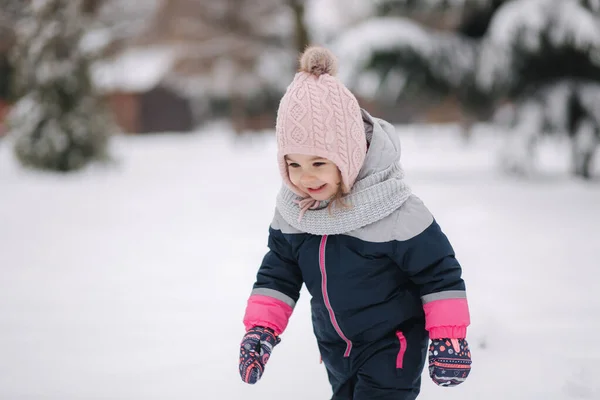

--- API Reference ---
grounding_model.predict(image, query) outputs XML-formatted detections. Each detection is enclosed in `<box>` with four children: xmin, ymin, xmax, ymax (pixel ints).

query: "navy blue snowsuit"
<box><xmin>243</xmin><ymin>114</ymin><xmax>470</xmax><ymax>399</ymax></box>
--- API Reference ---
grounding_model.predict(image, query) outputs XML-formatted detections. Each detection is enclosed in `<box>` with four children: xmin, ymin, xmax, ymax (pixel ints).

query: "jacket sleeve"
<box><xmin>393</xmin><ymin>219</ymin><xmax>470</xmax><ymax>339</ymax></box>
<box><xmin>242</xmin><ymin>226</ymin><xmax>303</xmax><ymax>335</ymax></box>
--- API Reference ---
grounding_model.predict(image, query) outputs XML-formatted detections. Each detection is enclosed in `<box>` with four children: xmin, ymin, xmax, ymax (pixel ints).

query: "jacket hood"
<box><xmin>357</xmin><ymin>109</ymin><xmax>402</xmax><ymax>182</ymax></box>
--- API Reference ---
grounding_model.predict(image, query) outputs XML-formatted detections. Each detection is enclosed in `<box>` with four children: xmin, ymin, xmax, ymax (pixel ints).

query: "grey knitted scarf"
<box><xmin>275</xmin><ymin>111</ymin><xmax>412</xmax><ymax>235</ymax></box>
<box><xmin>276</xmin><ymin>163</ymin><xmax>411</xmax><ymax>235</ymax></box>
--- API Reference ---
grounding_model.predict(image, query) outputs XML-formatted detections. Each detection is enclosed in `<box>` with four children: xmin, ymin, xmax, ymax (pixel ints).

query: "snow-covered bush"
<box><xmin>331</xmin><ymin>0</ymin><xmax>600</xmax><ymax>178</ymax></box>
<box><xmin>6</xmin><ymin>0</ymin><xmax>114</xmax><ymax>172</ymax></box>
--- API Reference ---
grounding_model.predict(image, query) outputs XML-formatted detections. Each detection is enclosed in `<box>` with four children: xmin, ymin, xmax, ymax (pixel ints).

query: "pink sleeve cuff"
<box><xmin>243</xmin><ymin>294</ymin><xmax>293</xmax><ymax>335</ymax></box>
<box><xmin>428</xmin><ymin>326</ymin><xmax>467</xmax><ymax>339</ymax></box>
<box><xmin>423</xmin><ymin>298</ymin><xmax>470</xmax><ymax>339</ymax></box>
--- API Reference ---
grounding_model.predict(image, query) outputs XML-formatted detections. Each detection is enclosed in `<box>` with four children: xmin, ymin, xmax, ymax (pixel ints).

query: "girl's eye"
<box><xmin>287</xmin><ymin>163</ymin><xmax>300</xmax><ymax>168</ymax></box>
<box><xmin>313</xmin><ymin>162</ymin><xmax>325</xmax><ymax>167</ymax></box>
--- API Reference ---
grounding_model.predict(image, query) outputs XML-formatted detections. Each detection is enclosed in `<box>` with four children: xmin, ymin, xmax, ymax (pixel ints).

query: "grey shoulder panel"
<box><xmin>271</xmin><ymin>208</ymin><xmax>303</xmax><ymax>234</ymax></box>
<box><xmin>346</xmin><ymin>194</ymin><xmax>434</xmax><ymax>243</ymax></box>
<box><xmin>392</xmin><ymin>194</ymin><xmax>434</xmax><ymax>241</ymax></box>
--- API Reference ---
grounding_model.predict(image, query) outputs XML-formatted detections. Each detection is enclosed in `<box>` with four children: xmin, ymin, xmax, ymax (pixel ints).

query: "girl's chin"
<box><xmin>308</xmin><ymin>191</ymin><xmax>336</xmax><ymax>201</ymax></box>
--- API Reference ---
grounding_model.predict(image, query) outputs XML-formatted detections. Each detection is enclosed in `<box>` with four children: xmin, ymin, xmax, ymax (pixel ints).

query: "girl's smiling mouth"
<box><xmin>306</xmin><ymin>184</ymin><xmax>326</xmax><ymax>194</ymax></box>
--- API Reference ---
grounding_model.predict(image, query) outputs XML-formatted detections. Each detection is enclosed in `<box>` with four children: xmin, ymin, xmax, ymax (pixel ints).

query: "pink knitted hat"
<box><xmin>275</xmin><ymin>46</ymin><xmax>367</xmax><ymax>197</ymax></box>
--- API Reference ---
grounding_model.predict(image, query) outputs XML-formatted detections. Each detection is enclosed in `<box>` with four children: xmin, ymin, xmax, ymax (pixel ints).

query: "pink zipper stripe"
<box><xmin>319</xmin><ymin>235</ymin><xmax>353</xmax><ymax>357</ymax></box>
<box><xmin>396</xmin><ymin>331</ymin><xmax>407</xmax><ymax>368</ymax></box>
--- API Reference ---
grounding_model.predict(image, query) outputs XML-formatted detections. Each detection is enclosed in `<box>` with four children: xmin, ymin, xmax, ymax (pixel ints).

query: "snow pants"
<box><xmin>319</xmin><ymin>320</ymin><xmax>429</xmax><ymax>400</ymax></box>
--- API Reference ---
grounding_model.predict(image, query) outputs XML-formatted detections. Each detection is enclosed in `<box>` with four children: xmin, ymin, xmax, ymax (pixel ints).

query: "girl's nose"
<box><xmin>300</xmin><ymin>172</ymin><xmax>317</xmax><ymax>185</ymax></box>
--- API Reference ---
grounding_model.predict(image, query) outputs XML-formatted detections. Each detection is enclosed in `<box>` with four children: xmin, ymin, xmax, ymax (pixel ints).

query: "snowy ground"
<box><xmin>1</xmin><ymin>124</ymin><xmax>599</xmax><ymax>400</ymax></box>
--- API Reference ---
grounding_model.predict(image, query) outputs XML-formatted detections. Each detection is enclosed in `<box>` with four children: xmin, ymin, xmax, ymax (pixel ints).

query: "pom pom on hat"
<box><xmin>299</xmin><ymin>46</ymin><xmax>338</xmax><ymax>77</ymax></box>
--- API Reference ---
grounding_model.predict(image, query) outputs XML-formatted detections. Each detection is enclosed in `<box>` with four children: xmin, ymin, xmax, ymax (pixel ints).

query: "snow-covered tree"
<box><xmin>332</xmin><ymin>0</ymin><xmax>600</xmax><ymax>178</ymax></box>
<box><xmin>0</xmin><ymin>53</ymin><xmax>13</xmax><ymax>103</ymax></box>
<box><xmin>332</xmin><ymin>16</ymin><xmax>483</xmax><ymax>108</ymax></box>
<box><xmin>335</xmin><ymin>0</ymin><xmax>600</xmax><ymax>106</ymax></box>
<box><xmin>374</xmin><ymin>0</ymin><xmax>491</xmax><ymax>14</ymax></box>
<box><xmin>478</xmin><ymin>0</ymin><xmax>600</xmax><ymax>178</ymax></box>
<box><xmin>6</xmin><ymin>0</ymin><xmax>114</xmax><ymax>172</ymax></box>
<box><xmin>331</xmin><ymin>0</ymin><xmax>513</xmax><ymax>113</ymax></box>
<box><xmin>477</xmin><ymin>0</ymin><xmax>600</xmax><ymax>96</ymax></box>
<box><xmin>495</xmin><ymin>80</ymin><xmax>600</xmax><ymax>178</ymax></box>
<box><xmin>0</xmin><ymin>1</ymin><xmax>22</xmax><ymax>102</ymax></box>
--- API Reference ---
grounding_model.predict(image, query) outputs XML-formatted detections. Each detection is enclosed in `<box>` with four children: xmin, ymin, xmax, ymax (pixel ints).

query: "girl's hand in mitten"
<box><xmin>239</xmin><ymin>326</ymin><xmax>281</xmax><ymax>384</ymax></box>
<box><xmin>428</xmin><ymin>338</ymin><xmax>471</xmax><ymax>387</ymax></box>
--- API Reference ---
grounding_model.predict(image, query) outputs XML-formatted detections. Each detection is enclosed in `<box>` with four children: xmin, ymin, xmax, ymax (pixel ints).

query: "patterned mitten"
<box><xmin>428</xmin><ymin>338</ymin><xmax>472</xmax><ymax>387</ymax></box>
<box><xmin>239</xmin><ymin>326</ymin><xmax>281</xmax><ymax>384</ymax></box>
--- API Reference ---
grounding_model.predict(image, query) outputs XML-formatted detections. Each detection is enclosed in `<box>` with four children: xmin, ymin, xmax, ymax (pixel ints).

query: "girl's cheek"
<box><xmin>288</xmin><ymin>170</ymin><xmax>300</xmax><ymax>183</ymax></box>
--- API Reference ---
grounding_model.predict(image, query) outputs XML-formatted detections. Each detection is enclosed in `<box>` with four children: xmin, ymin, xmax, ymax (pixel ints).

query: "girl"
<box><xmin>238</xmin><ymin>46</ymin><xmax>472</xmax><ymax>399</ymax></box>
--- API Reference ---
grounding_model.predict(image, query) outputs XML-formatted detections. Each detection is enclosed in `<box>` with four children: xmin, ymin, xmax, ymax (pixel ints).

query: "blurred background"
<box><xmin>1</xmin><ymin>0</ymin><xmax>599</xmax><ymax>399</ymax></box>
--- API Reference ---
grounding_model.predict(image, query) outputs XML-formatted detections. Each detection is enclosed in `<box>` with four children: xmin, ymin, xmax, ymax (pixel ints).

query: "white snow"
<box><xmin>1</xmin><ymin>124</ymin><xmax>599</xmax><ymax>399</ymax></box>
<box><xmin>91</xmin><ymin>46</ymin><xmax>177</xmax><ymax>93</ymax></box>
<box><xmin>304</xmin><ymin>0</ymin><xmax>377</xmax><ymax>43</ymax></box>
<box><xmin>332</xmin><ymin>16</ymin><xmax>433</xmax><ymax>84</ymax></box>
<box><xmin>80</xmin><ymin>28</ymin><xmax>113</xmax><ymax>56</ymax></box>
<box><xmin>92</xmin><ymin>0</ymin><xmax>161</xmax><ymax>43</ymax></box>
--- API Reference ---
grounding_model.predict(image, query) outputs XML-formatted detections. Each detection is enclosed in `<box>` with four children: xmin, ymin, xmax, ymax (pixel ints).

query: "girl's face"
<box><xmin>285</xmin><ymin>154</ymin><xmax>342</xmax><ymax>201</ymax></box>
